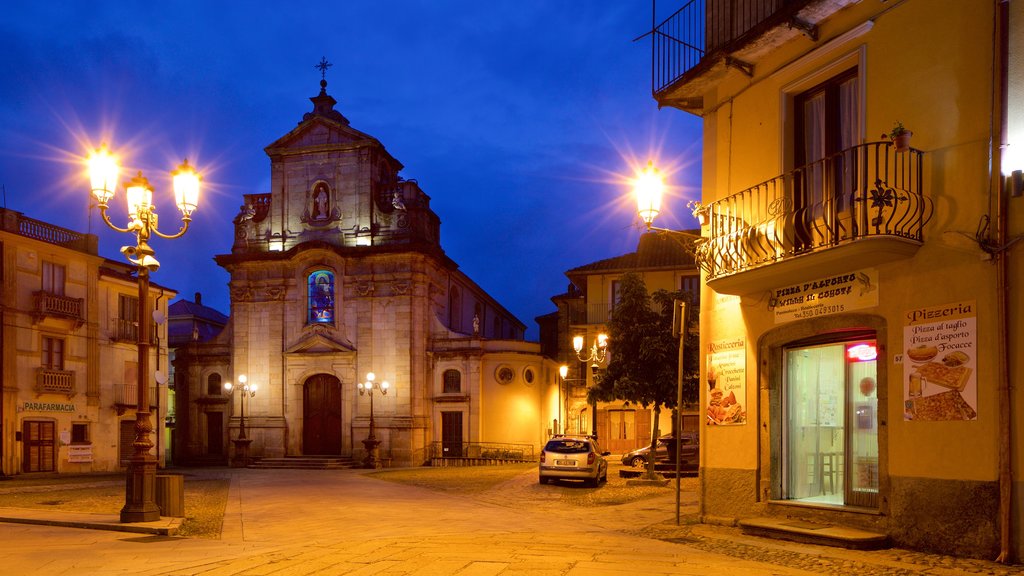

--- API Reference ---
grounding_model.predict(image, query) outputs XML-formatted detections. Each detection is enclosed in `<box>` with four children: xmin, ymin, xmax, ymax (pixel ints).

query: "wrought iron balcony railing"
<box><xmin>651</xmin><ymin>0</ymin><xmax>817</xmax><ymax>95</ymax></box>
<box><xmin>33</xmin><ymin>291</ymin><xmax>85</xmax><ymax>327</ymax></box>
<box><xmin>35</xmin><ymin>368</ymin><xmax>75</xmax><ymax>398</ymax></box>
<box><xmin>696</xmin><ymin>142</ymin><xmax>931</xmax><ymax>283</ymax></box>
<box><xmin>109</xmin><ymin>318</ymin><xmax>158</xmax><ymax>344</ymax></box>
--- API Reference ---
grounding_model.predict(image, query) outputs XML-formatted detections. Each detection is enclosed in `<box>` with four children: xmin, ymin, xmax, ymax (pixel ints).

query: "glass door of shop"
<box><xmin>783</xmin><ymin>339</ymin><xmax>878</xmax><ymax>508</ymax></box>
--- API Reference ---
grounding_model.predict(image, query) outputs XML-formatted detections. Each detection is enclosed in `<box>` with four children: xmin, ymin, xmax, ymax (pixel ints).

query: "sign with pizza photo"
<box><xmin>706</xmin><ymin>338</ymin><xmax>746</xmax><ymax>425</ymax></box>
<box><xmin>902</xmin><ymin>300</ymin><xmax>977</xmax><ymax>421</ymax></box>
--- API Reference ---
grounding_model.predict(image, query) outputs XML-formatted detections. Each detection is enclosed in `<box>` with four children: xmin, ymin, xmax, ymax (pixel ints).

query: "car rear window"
<box><xmin>544</xmin><ymin>439</ymin><xmax>590</xmax><ymax>454</ymax></box>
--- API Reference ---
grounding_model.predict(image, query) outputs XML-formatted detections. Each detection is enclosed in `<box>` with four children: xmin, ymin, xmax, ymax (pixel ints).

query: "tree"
<box><xmin>588</xmin><ymin>272</ymin><xmax>689</xmax><ymax>479</ymax></box>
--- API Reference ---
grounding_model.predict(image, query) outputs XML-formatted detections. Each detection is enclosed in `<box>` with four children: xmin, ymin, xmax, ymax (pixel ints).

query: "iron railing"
<box><xmin>428</xmin><ymin>441</ymin><xmax>535</xmax><ymax>462</ymax></box>
<box><xmin>652</xmin><ymin>0</ymin><xmax>811</xmax><ymax>94</ymax></box>
<box><xmin>35</xmin><ymin>368</ymin><xmax>75</xmax><ymax>398</ymax></box>
<box><xmin>109</xmin><ymin>318</ymin><xmax>158</xmax><ymax>344</ymax></box>
<box><xmin>696</xmin><ymin>142</ymin><xmax>931</xmax><ymax>282</ymax></box>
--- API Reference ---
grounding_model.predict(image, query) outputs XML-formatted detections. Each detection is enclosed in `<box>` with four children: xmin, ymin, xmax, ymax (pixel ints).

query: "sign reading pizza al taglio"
<box><xmin>772</xmin><ymin>269</ymin><xmax>880</xmax><ymax>324</ymax></box>
<box><xmin>903</xmin><ymin>300</ymin><xmax>977</xmax><ymax>421</ymax></box>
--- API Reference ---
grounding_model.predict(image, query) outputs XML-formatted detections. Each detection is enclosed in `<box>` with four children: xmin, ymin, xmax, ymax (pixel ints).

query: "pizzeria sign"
<box><xmin>772</xmin><ymin>268</ymin><xmax>879</xmax><ymax>324</ymax></box>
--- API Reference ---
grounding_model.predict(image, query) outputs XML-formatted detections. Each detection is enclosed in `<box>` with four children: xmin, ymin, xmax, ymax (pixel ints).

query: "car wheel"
<box><xmin>539</xmin><ymin>476</ymin><xmax>548</xmax><ymax>485</ymax></box>
<box><xmin>629</xmin><ymin>456</ymin><xmax>647</xmax><ymax>468</ymax></box>
<box><xmin>601</xmin><ymin>468</ymin><xmax>608</xmax><ymax>483</ymax></box>
<box><xmin>585</xmin><ymin>477</ymin><xmax>598</xmax><ymax>488</ymax></box>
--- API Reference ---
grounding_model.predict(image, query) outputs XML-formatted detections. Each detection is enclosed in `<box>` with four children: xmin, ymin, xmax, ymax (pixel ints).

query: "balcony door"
<box><xmin>793</xmin><ymin>67</ymin><xmax>860</xmax><ymax>252</ymax></box>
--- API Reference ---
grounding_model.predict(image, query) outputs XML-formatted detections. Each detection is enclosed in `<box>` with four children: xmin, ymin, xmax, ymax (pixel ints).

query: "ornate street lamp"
<box><xmin>88</xmin><ymin>144</ymin><xmax>199</xmax><ymax>523</ymax></box>
<box><xmin>224</xmin><ymin>375</ymin><xmax>257</xmax><ymax>467</ymax></box>
<box><xmin>357</xmin><ymin>372</ymin><xmax>389</xmax><ymax>468</ymax></box>
<box><xmin>633</xmin><ymin>160</ymin><xmax>706</xmax><ymax>262</ymax></box>
<box><xmin>573</xmin><ymin>334</ymin><xmax>608</xmax><ymax>438</ymax></box>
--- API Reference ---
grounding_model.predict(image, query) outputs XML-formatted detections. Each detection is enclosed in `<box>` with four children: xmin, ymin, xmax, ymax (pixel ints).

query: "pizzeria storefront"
<box><xmin>699</xmin><ymin>266</ymin><xmax>992</xmax><ymax>558</ymax></box>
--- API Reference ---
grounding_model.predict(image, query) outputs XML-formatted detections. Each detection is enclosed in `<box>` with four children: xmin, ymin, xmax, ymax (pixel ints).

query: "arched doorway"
<box><xmin>303</xmin><ymin>374</ymin><xmax>342</xmax><ymax>455</ymax></box>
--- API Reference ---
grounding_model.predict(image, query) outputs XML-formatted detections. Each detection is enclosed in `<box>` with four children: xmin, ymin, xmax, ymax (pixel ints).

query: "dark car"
<box><xmin>620</xmin><ymin>432</ymin><xmax>699</xmax><ymax>471</ymax></box>
<box><xmin>539</xmin><ymin>435</ymin><xmax>609</xmax><ymax>486</ymax></box>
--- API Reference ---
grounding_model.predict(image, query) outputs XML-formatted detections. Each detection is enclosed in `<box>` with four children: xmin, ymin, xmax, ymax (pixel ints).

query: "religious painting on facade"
<box><xmin>312</xmin><ymin>183</ymin><xmax>330</xmax><ymax>220</ymax></box>
<box><xmin>706</xmin><ymin>338</ymin><xmax>746</xmax><ymax>425</ymax></box>
<box><xmin>307</xmin><ymin>270</ymin><xmax>335</xmax><ymax>324</ymax></box>
<box><xmin>902</xmin><ymin>300</ymin><xmax>977</xmax><ymax>421</ymax></box>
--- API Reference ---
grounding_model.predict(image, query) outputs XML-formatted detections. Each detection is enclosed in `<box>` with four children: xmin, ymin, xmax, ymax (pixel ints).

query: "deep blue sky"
<box><xmin>0</xmin><ymin>2</ymin><xmax>701</xmax><ymax>339</ymax></box>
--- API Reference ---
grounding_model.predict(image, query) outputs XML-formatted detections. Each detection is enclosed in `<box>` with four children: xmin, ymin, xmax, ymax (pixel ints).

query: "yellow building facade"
<box><xmin>649</xmin><ymin>0</ymin><xmax>1022</xmax><ymax>560</ymax></box>
<box><xmin>0</xmin><ymin>208</ymin><xmax>174</xmax><ymax>476</ymax></box>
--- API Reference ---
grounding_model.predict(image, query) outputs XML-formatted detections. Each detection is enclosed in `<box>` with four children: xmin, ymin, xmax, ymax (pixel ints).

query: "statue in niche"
<box><xmin>313</xmin><ymin>183</ymin><xmax>330</xmax><ymax>220</ymax></box>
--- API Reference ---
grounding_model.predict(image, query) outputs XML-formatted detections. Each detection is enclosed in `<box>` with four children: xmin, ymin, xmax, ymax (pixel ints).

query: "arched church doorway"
<box><xmin>303</xmin><ymin>374</ymin><xmax>343</xmax><ymax>455</ymax></box>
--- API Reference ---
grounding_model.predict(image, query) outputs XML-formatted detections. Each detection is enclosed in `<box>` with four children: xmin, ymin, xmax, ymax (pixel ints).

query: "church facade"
<box><xmin>174</xmin><ymin>78</ymin><xmax>556</xmax><ymax>467</ymax></box>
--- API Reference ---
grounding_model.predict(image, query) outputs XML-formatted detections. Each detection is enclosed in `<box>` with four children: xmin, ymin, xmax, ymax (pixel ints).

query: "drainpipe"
<box><xmin>992</xmin><ymin>0</ymin><xmax>1013</xmax><ymax>564</ymax></box>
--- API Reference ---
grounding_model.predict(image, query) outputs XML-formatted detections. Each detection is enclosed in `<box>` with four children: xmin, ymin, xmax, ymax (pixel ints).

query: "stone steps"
<box><xmin>248</xmin><ymin>456</ymin><xmax>357</xmax><ymax>470</ymax></box>
<box><xmin>739</xmin><ymin>517</ymin><xmax>890</xmax><ymax>551</ymax></box>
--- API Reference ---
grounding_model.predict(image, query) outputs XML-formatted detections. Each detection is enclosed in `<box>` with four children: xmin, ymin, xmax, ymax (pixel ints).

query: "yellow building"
<box><xmin>541</xmin><ymin>232</ymin><xmax>700</xmax><ymax>454</ymax></box>
<box><xmin>647</xmin><ymin>0</ymin><xmax>1022</xmax><ymax>560</ymax></box>
<box><xmin>0</xmin><ymin>208</ymin><xmax>174</xmax><ymax>475</ymax></box>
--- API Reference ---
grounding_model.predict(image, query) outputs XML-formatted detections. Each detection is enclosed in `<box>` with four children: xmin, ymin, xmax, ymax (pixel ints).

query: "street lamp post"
<box><xmin>557</xmin><ymin>365</ymin><xmax>568</xmax><ymax>434</ymax></box>
<box><xmin>88</xmin><ymin>144</ymin><xmax>199</xmax><ymax>523</ymax></box>
<box><xmin>357</xmin><ymin>372</ymin><xmax>389</xmax><ymax>468</ymax></box>
<box><xmin>573</xmin><ymin>334</ymin><xmax>608</xmax><ymax>438</ymax></box>
<box><xmin>224</xmin><ymin>375</ymin><xmax>257</xmax><ymax>467</ymax></box>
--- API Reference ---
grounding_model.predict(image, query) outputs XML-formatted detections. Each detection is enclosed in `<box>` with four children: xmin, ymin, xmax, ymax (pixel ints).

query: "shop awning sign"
<box><xmin>772</xmin><ymin>269</ymin><xmax>879</xmax><ymax>324</ymax></box>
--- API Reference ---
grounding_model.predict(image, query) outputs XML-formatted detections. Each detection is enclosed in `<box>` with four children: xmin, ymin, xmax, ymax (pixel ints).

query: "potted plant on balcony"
<box><xmin>884</xmin><ymin>121</ymin><xmax>912</xmax><ymax>153</ymax></box>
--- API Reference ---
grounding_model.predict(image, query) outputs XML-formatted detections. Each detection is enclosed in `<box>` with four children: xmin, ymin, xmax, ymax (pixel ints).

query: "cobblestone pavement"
<box><xmin>0</xmin><ymin>467</ymin><xmax>1021</xmax><ymax>575</ymax></box>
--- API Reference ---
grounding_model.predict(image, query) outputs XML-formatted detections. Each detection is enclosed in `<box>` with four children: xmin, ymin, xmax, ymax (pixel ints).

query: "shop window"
<box><xmin>207</xmin><ymin>373</ymin><xmax>222</xmax><ymax>396</ymax></box>
<box><xmin>71</xmin><ymin>422</ymin><xmax>90</xmax><ymax>444</ymax></box>
<box><xmin>307</xmin><ymin>270</ymin><xmax>335</xmax><ymax>324</ymax></box>
<box><xmin>443</xmin><ymin>369</ymin><xmax>461</xmax><ymax>394</ymax></box>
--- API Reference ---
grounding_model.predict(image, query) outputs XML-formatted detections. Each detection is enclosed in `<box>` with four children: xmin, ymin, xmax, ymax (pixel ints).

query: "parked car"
<box><xmin>539</xmin><ymin>435</ymin><xmax>609</xmax><ymax>486</ymax></box>
<box><xmin>620</xmin><ymin>432</ymin><xmax>699</xmax><ymax>471</ymax></box>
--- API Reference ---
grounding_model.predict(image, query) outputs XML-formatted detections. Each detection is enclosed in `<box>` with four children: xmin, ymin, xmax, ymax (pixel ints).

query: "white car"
<box><xmin>539</xmin><ymin>435</ymin><xmax>609</xmax><ymax>487</ymax></box>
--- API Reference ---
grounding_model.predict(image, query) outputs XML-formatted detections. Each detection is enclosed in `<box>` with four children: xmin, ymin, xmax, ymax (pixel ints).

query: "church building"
<box><xmin>173</xmin><ymin>72</ymin><xmax>555</xmax><ymax>467</ymax></box>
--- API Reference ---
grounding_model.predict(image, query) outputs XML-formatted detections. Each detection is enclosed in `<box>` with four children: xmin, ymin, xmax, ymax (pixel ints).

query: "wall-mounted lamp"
<box><xmin>1007</xmin><ymin>169</ymin><xmax>1023</xmax><ymax>198</ymax></box>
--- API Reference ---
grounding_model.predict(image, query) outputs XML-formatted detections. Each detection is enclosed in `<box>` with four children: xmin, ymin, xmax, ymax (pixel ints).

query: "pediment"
<box><xmin>265</xmin><ymin>116</ymin><xmax>379</xmax><ymax>154</ymax></box>
<box><xmin>284</xmin><ymin>328</ymin><xmax>357</xmax><ymax>355</ymax></box>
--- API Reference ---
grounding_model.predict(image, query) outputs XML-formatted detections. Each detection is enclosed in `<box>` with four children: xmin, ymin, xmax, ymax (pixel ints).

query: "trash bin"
<box><xmin>155</xmin><ymin>474</ymin><xmax>185</xmax><ymax>517</ymax></box>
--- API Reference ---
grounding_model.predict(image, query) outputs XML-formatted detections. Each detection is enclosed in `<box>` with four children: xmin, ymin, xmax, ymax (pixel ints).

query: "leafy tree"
<box><xmin>588</xmin><ymin>272</ymin><xmax>698</xmax><ymax>478</ymax></box>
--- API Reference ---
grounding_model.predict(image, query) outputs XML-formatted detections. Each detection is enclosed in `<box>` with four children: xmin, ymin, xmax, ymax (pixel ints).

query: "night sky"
<box><xmin>0</xmin><ymin>2</ymin><xmax>701</xmax><ymax>339</ymax></box>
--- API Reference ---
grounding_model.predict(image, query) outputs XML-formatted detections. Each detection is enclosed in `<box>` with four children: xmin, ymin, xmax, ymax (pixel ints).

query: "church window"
<box><xmin>308</xmin><ymin>270</ymin><xmax>335</xmax><ymax>324</ymax></box>
<box><xmin>443</xmin><ymin>369</ymin><xmax>461</xmax><ymax>393</ymax></box>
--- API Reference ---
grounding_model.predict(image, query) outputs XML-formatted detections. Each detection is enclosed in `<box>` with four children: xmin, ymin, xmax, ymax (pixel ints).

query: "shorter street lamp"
<box><xmin>224</xmin><ymin>375</ymin><xmax>257</xmax><ymax>467</ymax></box>
<box><xmin>573</xmin><ymin>334</ymin><xmax>608</xmax><ymax>438</ymax></box>
<box><xmin>557</xmin><ymin>364</ymin><xmax>568</xmax><ymax>434</ymax></box>
<box><xmin>357</xmin><ymin>372</ymin><xmax>389</xmax><ymax>468</ymax></box>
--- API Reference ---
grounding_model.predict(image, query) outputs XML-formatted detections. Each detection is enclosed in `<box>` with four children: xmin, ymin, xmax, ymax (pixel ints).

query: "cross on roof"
<box><xmin>315</xmin><ymin>57</ymin><xmax>332</xmax><ymax>81</ymax></box>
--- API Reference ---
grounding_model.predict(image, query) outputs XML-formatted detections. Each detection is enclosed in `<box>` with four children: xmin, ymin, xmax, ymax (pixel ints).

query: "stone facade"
<box><xmin>175</xmin><ymin>79</ymin><xmax>556</xmax><ymax>467</ymax></box>
<box><xmin>0</xmin><ymin>208</ymin><xmax>174</xmax><ymax>476</ymax></box>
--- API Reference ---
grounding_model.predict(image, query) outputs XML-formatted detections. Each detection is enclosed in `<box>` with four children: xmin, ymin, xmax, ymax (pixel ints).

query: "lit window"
<box><xmin>307</xmin><ymin>270</ymin><xmax>335</xmax><ymax>324</ymax></box>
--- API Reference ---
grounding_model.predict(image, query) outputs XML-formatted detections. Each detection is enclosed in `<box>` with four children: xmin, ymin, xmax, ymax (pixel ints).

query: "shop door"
<box><xmin>22</xmin><ymin>421</ymin><xmax>55</xmax><ymax>473</ymax></box>
<box><xmin>303</xmin><ymin>374</ymin><xmax>342</xmax><ymax>455</ymax></box>
<box><xmin>441</xmin><ymin>411</ymin><xmax>463</xmax><ymax>457</ymax></box>
<box><xmin>783</xmin><ymin>339</ymin><xmax>878</xmax><ymax>508</ymax></box>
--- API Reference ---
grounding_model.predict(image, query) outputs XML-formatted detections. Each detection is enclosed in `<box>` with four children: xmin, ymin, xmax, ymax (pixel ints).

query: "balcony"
<box><xmin>110</xmin><ymin>318</ymin><xmax>158</xmax><ymax>344</ymax></box>
<box><xmin>567</xmin><ymin>302</ymin><xmax>616</xmax><ymax>326</ymax></box>
<box><xmin>33</xmin><ymin>291</ymin><xmax>85</xmax><ymax>328</ymax></box>
<box><xmin>35</xmin><ymin>369</ymin><xmax>76</xmax><ymax>398</ymax></box>
<box><xmin>696</xmin><ymin>142</ymin><xmax>931</xmax><ymax>295</ymax></box>
<box><xmin>651</xmin><ymin>0</ymin><xmax>856</xmax><ymax>111</ymax></box>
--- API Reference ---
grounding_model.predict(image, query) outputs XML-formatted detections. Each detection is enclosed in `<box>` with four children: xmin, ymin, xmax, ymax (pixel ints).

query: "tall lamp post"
<box><xmin>88</xmin><ymin>145</ymin><xmax>199</xmax><ymax>523</ymax></box>
<box><xmin>573</xmin><ymin>333</ymin><xmax>608</xmax><ymax>438</ymax></box>
<box><xmin>357</xmin><ymin>372</ymin><xmax>389</xmax><ymax>468</ymax></box>
<box><xmin>224</xmin><ymin>375</ymin><xmax>257</xmax><ymax>467</ymax></box>
<box><xmin>633</xmin><ymin>160</ymin><xmax>701</xmax><ymax>522</ymax></box>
